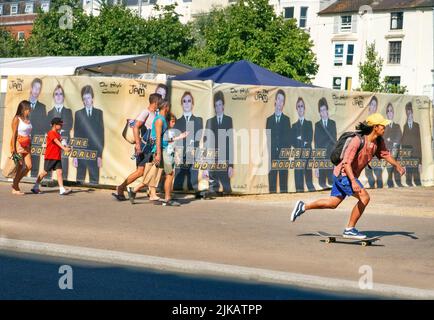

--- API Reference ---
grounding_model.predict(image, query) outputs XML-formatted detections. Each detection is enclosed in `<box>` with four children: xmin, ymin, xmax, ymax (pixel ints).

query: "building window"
<box><xmin>10</xmin><ymin>3</ymin><xmax>19</xmax><ymax>15</ymax></box>
<box><xmin>332</xmin><ymin>77</ymin><xmax>342</xmax><ymax>90</ymax></box>
<box><xmin>283</xmin><ymin>7</ymin><xmax>294</xmax><ymax>19</ymax></box>
<box><xmin>41</xmin><ymin>1</ymin><xmax>50</xmax><ymax>12</ymax></box>
<box><xmin>346</xmin><ymin>44</ymin><xmax>354</xmax><ymax>65</ymax></box>
<box><xmin>299</xmin><ymin>7</ymin><xmax>308</xmax><ymax>28</ymax></box>
<box><xmin>345</xmin><ymin>77</ymin><xmax>352</xmax><ymax>90</ymax></box>
<box><xmin>340</xmin><ymin>15</ymin><xmax>352</xmax><ymax>32</ymax></box>
<box><xmin>334</xmin><ymin>44</ymin><xmax>344</xmax><ymax>66</ymax></box>
<box><xmin>390</xmin><ymin>12</ymin><xmax>403</xmax><ymax>30</ymax></box>
<box><xmin>17</xmin><ymin>31</ymin><xmax>25</xmax><ymax>41</ymax></box>
<box><xmin>388</xmin><ymin>41</ymin><xmax>402</xmax><ymax>64</ymax></box>
<box><xmin>25</xmin><ymin>2</ymin><xmax>34</xmax><ymax>14</ymax></box>
<box><xmin>0</xmin><ymin>4</ymin><xmax>3</xmax><ymax>15</ymax></box>
<box><xmin>385</xmin><ymin>76</ymin><xmax>401</xmax><ymax>86</ymax></box>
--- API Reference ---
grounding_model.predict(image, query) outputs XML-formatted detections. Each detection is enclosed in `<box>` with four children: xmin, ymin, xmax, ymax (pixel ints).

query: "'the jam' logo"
<box><xmin>9</xmin><ymin>78</ymin><xmax>24</xmax><ymax>91</ymax></box>
<box><xmin>129</xmin><ymin>83</ymin><xmax>147</xmax><ymax>97</ymax></box>
<box><xmin>352</xmin><ymin>96</ymin><xmax>364</xmax><ymax>108</ymax></box>
<box><xmin>254</xmin><ymin>89</ymin><xmax>269</xmax><ymax>103</ymax></box>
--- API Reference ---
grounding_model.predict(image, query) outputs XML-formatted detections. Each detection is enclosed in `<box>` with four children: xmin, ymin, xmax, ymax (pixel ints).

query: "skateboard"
<box><xmin>316</xmin><ymin>231</ymin><xmax>381</xmax><ymax>246</ymax></box>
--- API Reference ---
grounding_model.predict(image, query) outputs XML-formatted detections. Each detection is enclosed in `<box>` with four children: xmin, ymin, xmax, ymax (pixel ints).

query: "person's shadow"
<box><xmin>298</xmin><ymin>231</ymin><xmax>418</xmax><ymax>240</ymax></box>
<box><xmin>362</xmin><ymin>230</ymin><xmax>418</xmax><ymax>240</ymax></box>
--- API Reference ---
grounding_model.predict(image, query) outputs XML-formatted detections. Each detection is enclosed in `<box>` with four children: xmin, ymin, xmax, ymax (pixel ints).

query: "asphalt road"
<box><xmin>0</xmin><ymin>249</ymin><xmax>379</xmax><ymax>300</ymax></box>
<box><xmin>0</xmin><ymin>182</ymin><xmax>433</xmax><ymax>298</ymax></box>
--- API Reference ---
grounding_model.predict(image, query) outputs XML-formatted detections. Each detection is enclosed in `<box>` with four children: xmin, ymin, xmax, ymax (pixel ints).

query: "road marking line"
<box><xmin>0</xmin><ymin>237</ymin><xmax>433</xmax><ymax>299</ymax></box>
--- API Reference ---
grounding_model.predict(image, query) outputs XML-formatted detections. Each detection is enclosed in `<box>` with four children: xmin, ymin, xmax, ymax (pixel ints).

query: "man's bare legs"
<box><xmin>116</xmin><ymin>166</ymin><xmax>145</xmax><ymax>196</ymax></box>
<box><xmin>293</xmin><ymin>190</ymin><xmax>370</xmax><ymax>230</ymax></box>
<box><xmin>305</xmin><ymin>196</ymin><xmax>344</xmax><ymax>210</ymax></box>
<box><xmin>347</xmin><ymin>189</ymin><xmax>370</xmax><ymax>228</ymax></box>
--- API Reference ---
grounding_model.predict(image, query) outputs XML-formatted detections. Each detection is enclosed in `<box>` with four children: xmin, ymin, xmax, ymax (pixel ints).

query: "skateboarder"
<box><xmin>290</xmin><ymin>113</ymin><xmax>406</xmax><ymax>239</ymax></box>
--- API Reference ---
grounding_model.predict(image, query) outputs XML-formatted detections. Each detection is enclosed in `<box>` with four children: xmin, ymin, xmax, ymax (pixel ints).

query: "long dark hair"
<box><xmin>355</xmin><ymin>121</ymin><xmax>373</xmax><ymax>135</ymax></box>
<box><xmin>15</xmin><ymin>100</ymin><xmax>31</xmax><ymax>119</ymax></box>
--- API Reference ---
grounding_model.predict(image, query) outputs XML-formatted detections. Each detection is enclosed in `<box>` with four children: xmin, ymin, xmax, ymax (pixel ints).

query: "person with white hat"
<box><xmin>289</xmin><ymin>113</ymin><xmax>406</xmax><ymax>239</ymax></box>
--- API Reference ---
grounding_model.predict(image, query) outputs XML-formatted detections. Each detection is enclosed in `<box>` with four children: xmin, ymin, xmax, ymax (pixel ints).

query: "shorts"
<box><xmin>44</xmin><ymin>159</ymin><xmax>62</xmax><ymax>172</ymax></box>
<box><xmin>330</xmin><ymin>175</ymin><xmax>364</xmax><ymax>199</ymax></box>
<box><xmin>162</xmin><ymin>149</ymin><xmax>175</xmax><ymax>175</ymax></box>
<box><xmin>141</xmin><ymin>162</ymin><xmax>163</xmax><ymax>188</ymax></box>
<box><xmin>135</xmin><ymin>142</ymin><xmax>154</xmax><ymax>167</ymax></box>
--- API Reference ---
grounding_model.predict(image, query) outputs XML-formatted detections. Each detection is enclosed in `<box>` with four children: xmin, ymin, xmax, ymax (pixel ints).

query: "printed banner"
<box><xmin>2</xmin><ymin>75</ymin><xmax>433</xmax><ymax>194</ymax></box>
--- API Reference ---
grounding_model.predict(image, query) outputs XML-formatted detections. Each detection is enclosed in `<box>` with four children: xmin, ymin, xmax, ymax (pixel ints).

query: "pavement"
<box><xmin>0</xmin><ymin>181</ymin><xmax>433</xmax><ymax>299</ymax></box>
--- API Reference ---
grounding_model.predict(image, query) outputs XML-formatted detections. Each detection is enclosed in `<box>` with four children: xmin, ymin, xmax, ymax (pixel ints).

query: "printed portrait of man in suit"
<box><xmin>401</xmin><ymin>102</ymin><xmax>422</xmax><ymax>186</ymax></box>
<box><xmin>73</xmin><ymin>85</ymin><xmax>105</xmax><ymax>185</ymax></box>
<box><xmin>384</xmin><ymin>103</ymin><xmax>403</xmax><ymax>187</ymax></box>
<box><xmin>155</xmin><ymin>83</ymin><xmax>168</xmax><ymax>100</ymax></box>
<box><xmin>47</xmin><ymin>84</ymin><xmax>73</xmax><ymax>180</ymax></box>
<box><xmin>28</xmin><ymin>78</ymin><xmax>48</xmax><ymax>177</ymax></box>
<box><xmin>292</xmin><ymin>97</ymin><xmax>315</xmax><ymax>192</ymax></box>
<box><xmin>203</xmin><ymin>91</ymin><xmax>234</xmax><ymax>195</ymax></box>
<box><xmin>266</xmin><ymin>89</ymin><xmax>291</xmax><ymax>193</ymax></box>
<box><xmin>314</xmin><ymin>97</ymin><xmax>337</xmax><ymax>189</ymax></box>
<box><xmin>173</xmin><ymin>91</ymin><xmax>203</xmax><ymax>195</ymax></box>
<box><xmin>365</xmin><ymin>95</ymin><xmax>383</xmax><ymax>188</ymax></box>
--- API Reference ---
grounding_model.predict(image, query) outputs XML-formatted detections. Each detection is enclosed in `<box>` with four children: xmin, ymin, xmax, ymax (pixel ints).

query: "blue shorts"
<box><xmin>330</xmin><ymin>175</ymin><xmax>364</xmax><ymax>199</ymax></box>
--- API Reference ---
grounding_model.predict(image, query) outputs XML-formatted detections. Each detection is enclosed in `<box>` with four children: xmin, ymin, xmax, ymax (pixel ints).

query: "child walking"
<box><xmin>31</xmin><ymin>117</ymin><xmax>72</xmax><ymax>195</ymax></box>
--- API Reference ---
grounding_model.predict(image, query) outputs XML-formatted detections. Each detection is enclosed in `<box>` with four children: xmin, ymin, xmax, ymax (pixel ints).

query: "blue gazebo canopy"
<box><xmin>171</xmin><ymin>60</ymin><xmax>315</xmax><ymax>87</ymax></box>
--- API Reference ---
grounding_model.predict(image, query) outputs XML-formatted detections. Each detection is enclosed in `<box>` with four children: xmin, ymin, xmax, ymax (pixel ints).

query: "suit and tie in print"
<box><xmin>29</xmin><ymin>100</ymin><xmax>48</xmax><ymax>177</ymax></box>
<box><xmin>74</xmin><ymin>107</ymin><xmax>104</xmax><ymax>184</ymax></box>
<box><xmin>314</xmin><ymin>118</ymin><xmax>337</xmax><ymax>188</ymax></box>
<box><xmin>401</xmin><ymin>121</ymin><xmax>422</xmax><ymax>186</ymax></box>
<box><xmin>173</xmin><ymin>114</ymin><xmax>203</xmax><ymax>192</ymax></box>
<box><xmin>204</xmin><ymin>114</ymin><xmax>234</xmax><ymax>194</ymax></box>
<box><xmin>384</xmin><ymin>122</ymin><xmax>403</xmax><ymax>187</ymax></box>
<box><xmin>47</xmin><ymin>105</ymin><xmax>73</xmax><ymax>179</ymax></box>
<box><xmin>266</xmin><ymin>113</ymin><xmax>291</xmax><ymax>193</ymax></box>
<box><xmin>292</xmin><ymin>118</ymin><xmax>315</xmax><ymax>192</ymax></box>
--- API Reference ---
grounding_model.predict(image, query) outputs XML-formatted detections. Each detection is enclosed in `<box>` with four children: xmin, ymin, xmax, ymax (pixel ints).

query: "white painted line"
<box><xmin>0</xmin><ymin>237</ymin><xmax>433</xmax><ymax>299</ymax></box>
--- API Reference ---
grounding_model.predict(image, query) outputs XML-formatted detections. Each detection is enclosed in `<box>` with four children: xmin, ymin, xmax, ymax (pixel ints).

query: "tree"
<box><xmin>143</xmin><ymin>4</ymin><xmax>193</xmax><ymax>60</ymax></box>
<box><xmin>381</xmin><ymin>76</ymin><xmax>407</xmax><ymax>94</ymax></box>
<box><xmin>358</xmin><ymin>42</ymin><xmax>383</xmax><ymax>92</ymax></box>
<box><xmin>0</xmin><ymin>27</ymin><xmax>22</xmax><ymax>57</ymax></box>
<box><xmin>24</xmin><ymin>1</ymin><xmax>192</xmax><ymax>59</ymax></box>
<box><xmin>358</xmin><ymin>42</ymin><xmax>407</xmax><ymax>93</ymax></box>
<box><xmin>25</xmin><ymin>0</ymin><xmax>90</xmax><ymax>56</ymax></box>
<box><xmin>179</xmin><ymin>0</ymin><xmax>318</xmax><ymax>83</ymax></box>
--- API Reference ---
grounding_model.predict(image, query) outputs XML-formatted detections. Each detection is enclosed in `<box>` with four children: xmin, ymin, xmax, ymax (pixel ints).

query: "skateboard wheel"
<box><xmin>326</xmin><ymin>238</ymin><xmax>331</xmax><ymax>243</ymax></box>
<box><xmin>361</xmin><ymin>241</ymin><xmax>370</xmax><ymax>246</ymax></box>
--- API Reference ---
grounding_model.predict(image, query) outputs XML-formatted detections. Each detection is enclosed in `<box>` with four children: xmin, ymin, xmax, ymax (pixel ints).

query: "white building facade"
<box><xmin>312</xmin><ymin>0</ymin><xmax>434</xmax><ymax>99</ymax></box>
<box><xmin>82</xmin><ymin>0</ymin><xmax>238</xmax><ymax>24</ymax></box>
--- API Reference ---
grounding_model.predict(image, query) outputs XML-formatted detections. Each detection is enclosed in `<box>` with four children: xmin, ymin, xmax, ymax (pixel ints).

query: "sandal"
<box><xmin>127</xmin><ymin>187</ymin><xmax>137</xmax><ymax>205</ymax></box>
<box><xmin>112</xmin><ymin>193</ymin><xmax>127</xmax><ymax>201</ymax></box>
<box><xmin>12</xmin><ymin>189</ymin><xmax>25</xmax><ymax>195</ymax></box>
<box><xmin>31</xmin><ymin>188</ymin><xmax>43</xmax><ymax>194</ymax></box>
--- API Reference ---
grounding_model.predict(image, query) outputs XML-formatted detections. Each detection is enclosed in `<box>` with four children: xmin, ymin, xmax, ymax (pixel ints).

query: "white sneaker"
<box><xmin>60</xmin><ymin>189</ymin><xmax>72</xmax><ymax>196</ymax></box>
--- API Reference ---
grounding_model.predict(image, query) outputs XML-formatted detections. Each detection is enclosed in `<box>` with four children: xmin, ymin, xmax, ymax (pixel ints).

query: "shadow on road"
<box><xmin>0</xmin><ymin>250</ymin><xmax>380</xmax><ymax>300</ymax></box>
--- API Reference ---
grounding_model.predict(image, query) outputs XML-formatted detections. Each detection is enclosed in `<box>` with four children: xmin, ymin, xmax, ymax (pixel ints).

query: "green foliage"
<box><xmin>358</xmin><ymin>42</ymin><xmax>383</xmax><ymax>92</ymax></box>
<box><xmin>0</xmin><ymin>27</ymin><xmax>23</xmax><ymax>57</ymax></box>
<box><xmin>9</xmin><ymin>0</ymin><xmax>317</xmax><ymax>82</ymax></box>
<box><xmin>23</xmin><ymin>1</ymin><xmax>190</xmax><ymax>58</ymax></box>
<box><xmin>381</xmin><ymin>77</ymin><xmax>407</xmax><ymax>94</ymax></box>
<box><xmin>25</xmin><ymin>0</ymin><xmax>90</xmax><ymax>56</ymax></box>
<box><xmin>179</xmin><ymin>0</ymin><xmax>318</xmax><ymax>82</ymax></box>
<box><xmin>358</xmin><ymin>42</ymin><xmax>407</xmax><ymax>94</ymax></box>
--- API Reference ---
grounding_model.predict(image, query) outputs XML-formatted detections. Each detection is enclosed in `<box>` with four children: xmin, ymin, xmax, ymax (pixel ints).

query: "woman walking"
<box><xmin>10</xmin><ymin>100</ymin><xmax>33</xmax><ymax>195</ymax></box>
